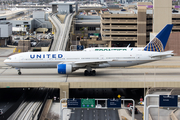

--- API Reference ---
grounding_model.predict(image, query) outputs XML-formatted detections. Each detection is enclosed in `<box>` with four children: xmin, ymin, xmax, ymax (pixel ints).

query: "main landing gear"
<box><xmin>84</xmin><ymin>70</ymin><xmax>96</xmax><ymax>76</ymax></box>
<box><xmin>84</xmin><ymin>66</ymin><xmax>96</xmax><ymax>76</ymax></box>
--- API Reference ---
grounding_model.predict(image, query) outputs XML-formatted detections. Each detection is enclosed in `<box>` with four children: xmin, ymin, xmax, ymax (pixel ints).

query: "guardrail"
<box><xmin>48</xmin><ymin>13</ymin><xmax>61</xmax><ymax>51</ymax></box>
<box><xmin>62</xmin><ymin>13</ymin><xmax>75</xmax><ymax>51</ymax></box>
<box><xmin>147</xmin><ymin>87</ymin><xmax>173</xmax><ymax>94</ymax></box>
<box><xmin>38</xmin><ymin>92</ymin><xmax>49</xmax><ymax>119</ymax></box>
<box><xmin>49</xmin><ymin>12</ymin><xmax>75</xmax><ymax>51</ymax></box>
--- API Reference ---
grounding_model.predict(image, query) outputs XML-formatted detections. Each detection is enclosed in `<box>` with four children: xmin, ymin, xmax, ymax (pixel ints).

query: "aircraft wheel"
<box><xmin>92</xmin><ymin>70</ymin><xmax>96</xmax><ymax>76</ymax></box>
<box><xmin>18</xmin><ymin>72</ymin><xmax>21</xmax><ymax>75</ymax></box>
<box><xmin>84</xmin><ymin>70</ymin><xmax>88</xmax><ymax>76</ymax></box>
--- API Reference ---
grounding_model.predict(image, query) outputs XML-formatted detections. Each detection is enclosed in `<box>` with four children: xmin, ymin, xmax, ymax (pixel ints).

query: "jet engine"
<box><xmin>57</xmin><ymin>64</ymin><xmax>72</xmax><ymax>74</ymax></box>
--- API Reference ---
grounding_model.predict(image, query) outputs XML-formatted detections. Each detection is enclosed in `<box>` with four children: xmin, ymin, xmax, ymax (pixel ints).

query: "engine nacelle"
<box><xmin>57</xmin><ymin>64</ymin><xmax>72</xmax><ymax>74</ymax></box>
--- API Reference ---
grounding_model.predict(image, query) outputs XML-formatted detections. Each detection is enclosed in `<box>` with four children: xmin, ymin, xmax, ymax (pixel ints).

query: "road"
<box><xmin>69</xmin><ymin>109</ymin><xmax>119</xmax><ymax>120</ymax></box>
<box><xmin>49</xmin><ymin>13</ymin><xmax>74</xmax><ymax>51</ymax></box>
<box><xmin>175</xmin><ymin>109</ymin><xmax>180</xmax><ymax>119</ymax></box>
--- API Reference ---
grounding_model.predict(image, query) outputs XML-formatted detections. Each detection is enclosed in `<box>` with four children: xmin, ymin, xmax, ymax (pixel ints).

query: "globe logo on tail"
<box><xmin>143</xmin><ymin>37</ymin><xmax>164</xmax><ymax>52</ymax></box>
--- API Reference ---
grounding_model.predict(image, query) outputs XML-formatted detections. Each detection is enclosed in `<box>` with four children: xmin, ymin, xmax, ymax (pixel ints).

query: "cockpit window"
<box><xmin>7</xmin><ymin>57</ymin><xmax>11</xmax><ymax>60</ymax></box>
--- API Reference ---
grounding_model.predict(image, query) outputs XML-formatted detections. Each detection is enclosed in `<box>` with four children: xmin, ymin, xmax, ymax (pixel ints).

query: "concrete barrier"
<box><xmin>39</xmin><ymin>99</ymin><xmax>52</xmax><ymax>120</ymax></box>
<box><xmin>170</xmin><ymin>109</ymin><xmax>178</xmax><ymax>120</ymax></box>
<box><xmin>121</xmin><ymin>116</ymin><xmax>128</xmax><ymax>120</ymax></box>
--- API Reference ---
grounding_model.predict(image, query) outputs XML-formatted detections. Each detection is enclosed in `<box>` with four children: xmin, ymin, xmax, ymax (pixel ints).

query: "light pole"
<box><xmin>154</xmin><ymin>66</ymin><xmax>156</xmax><ymax>87</ymax></box>
<box><xmin>76</xmin><ymin>36</ymin><xmax>79</xmax><ymax>46</ymax></box>
<box><xmin>144</xmin><ymin>72</ymin><xmax>146</xmax><ymax>97</ymax></box>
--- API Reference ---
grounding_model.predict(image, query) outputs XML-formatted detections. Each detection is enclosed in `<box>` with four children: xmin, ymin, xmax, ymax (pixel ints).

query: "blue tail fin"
<box><xmin>143</xmin><ymin>24</ymin><xmax>173</xmax><ymax>52</ymax></box>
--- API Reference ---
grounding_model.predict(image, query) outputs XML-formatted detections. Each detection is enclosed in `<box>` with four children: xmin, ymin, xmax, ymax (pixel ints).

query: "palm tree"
<box><xmin>80</xmin><ymin>27</ymin><xmax>88</xmax><ymax>38</ymax></box>
<box><xmin>79</xmin><ymin>27</ymin><xmax>88</xmax><ymax>47</ymax></box>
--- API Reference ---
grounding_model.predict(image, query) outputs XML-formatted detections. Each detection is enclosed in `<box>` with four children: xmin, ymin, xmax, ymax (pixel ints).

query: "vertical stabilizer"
<box><xmin>143</xmin><ymin>24</ymin><xmax>173</xmax><ymax>52</ymax></box>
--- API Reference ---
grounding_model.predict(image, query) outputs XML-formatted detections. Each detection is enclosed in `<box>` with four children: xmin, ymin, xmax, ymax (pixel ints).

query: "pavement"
<box><xmin>47</xmin><ymin>103</ymin><xmax>75</xmax><ymax>120</ymax></box>
<box><xmin>69</xmin><ymin>109</ymin><xmax>119</xmax><ymax>120</ymax></box>
<box><xmin>175</xmin><ymin>109</ymin><xmax>180</xmax><ymax>120</ymax></box>
<box><xmin>118</xmin><ymin>109</ymin><xmax>132</xmax><ymax>120</ymax></box>
<box><xmin>0</xmin><ymin>47</ymin><xmax>14</xmax><ymax>57</ymax></box>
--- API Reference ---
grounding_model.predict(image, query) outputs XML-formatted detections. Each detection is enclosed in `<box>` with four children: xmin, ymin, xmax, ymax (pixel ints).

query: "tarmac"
<box><xmin>0</xmin><ymin>47</ymin><xmax>14</xmax><ymax>57</ymax></box>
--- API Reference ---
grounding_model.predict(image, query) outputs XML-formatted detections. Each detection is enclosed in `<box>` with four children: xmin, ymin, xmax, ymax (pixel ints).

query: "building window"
<box><xmin>88</xmin><ymin>27</ymin><xmax>96</xmax><ymax>31</ymax></box>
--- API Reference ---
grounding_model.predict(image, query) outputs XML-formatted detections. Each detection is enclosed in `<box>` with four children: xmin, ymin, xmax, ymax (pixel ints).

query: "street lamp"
<box><xmin>144</xmin><ymin>72</ymin><xmax>146</xmax><ymax>97</ymax></box>
<box><xmin>76</xmin><ymin>36</ymin><xmax>79</xmax><ymax>46</ymax></box>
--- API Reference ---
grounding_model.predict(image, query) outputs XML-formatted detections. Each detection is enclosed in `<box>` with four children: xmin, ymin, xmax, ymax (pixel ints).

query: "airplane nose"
<box><xmin>4</xmin><ymin>59</ymin><xmax>7</xmax><ymax>63</ymax></box>
<box><xmin>4</xmin><ymin>59</ymin><xmax>10</xmax><ymax>65</ymax></box>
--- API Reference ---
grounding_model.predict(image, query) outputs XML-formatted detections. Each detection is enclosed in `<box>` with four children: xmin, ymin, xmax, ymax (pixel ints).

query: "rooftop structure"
<box><xmin>0</xmin><ymin>22</ymin><xmax>12</xmax><ymax>38</ymax></box>
<box><xmin>0</xmin><ymin>9</ymin><xmax>31</xmax><ymax>20</ymax></box>
<box><xmin>49</xmin><ymin>1</ymin><xmax>76</xmax><ymax>14</ymax></box>
<box><xmin>0</xmin><ymin>22</ymin><xmax>12</xmax><ymax>46</ymax></box>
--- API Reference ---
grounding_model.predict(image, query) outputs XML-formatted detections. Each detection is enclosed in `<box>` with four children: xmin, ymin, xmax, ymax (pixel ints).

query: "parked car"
<box><xmin>127</xmin><ymin>103</ymin><xmax>138</xmax><ymax>114</ymax></box>
<box><xmin>0</xmin><ymin>109</ymin><xmax>3</xmax><ymax>115</ymax></box>
<box><xmin>30</xmin><ymin>40</ymin><xmax>37</xmax><ymax>47</ymax></box>
<box><xmin>172</xmin><ymin>9</ymin><xmax>178</xmax><ymax>13</ymax></box>
<box><xmin>12</xmin><ymin>37</ymin><xmax>20</xmax><ymax>44</ymax></box>
<box><xmin>96</xmin><ymin>104</ymin><xmax>102</xmax><ymax>108</ymax></box>
<box><xmin>121</xmin><ymin>9</ymin><xmax>126</xmax><ymax>11</ymax></box>
<box><xmin>127</xmin><ymin>103</ymin><xmax>133</xmax><ymax>107</ymax></box>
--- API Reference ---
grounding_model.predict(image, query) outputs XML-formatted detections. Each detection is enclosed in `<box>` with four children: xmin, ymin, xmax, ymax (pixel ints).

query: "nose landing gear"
<box><xmin>84</xmin><ymin>66</ymin><xmax>96</xmax><ymax>76</ymax></box>
<box><xmin>18</xmin><ymin>70</ymin><xmax>21</xmax><ymax>75</ymax></box>
<box><xmin>16</xmin><ymin>68</ymin><xmax>21</xmax><ymax>75</ymax></box>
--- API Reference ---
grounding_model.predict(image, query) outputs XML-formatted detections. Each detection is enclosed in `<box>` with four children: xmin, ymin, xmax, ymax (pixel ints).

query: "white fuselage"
<box><xmin>4</xmin><ymin>51</ymin><xmax>170</xmax><ymax>69</ymax></box>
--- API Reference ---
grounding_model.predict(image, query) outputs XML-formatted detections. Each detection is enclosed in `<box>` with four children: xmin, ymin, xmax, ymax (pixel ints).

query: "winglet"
<box><xmin>143</xmin><ymin>24</ymin><xmax>173</xmax><ymax>52</ymax></box>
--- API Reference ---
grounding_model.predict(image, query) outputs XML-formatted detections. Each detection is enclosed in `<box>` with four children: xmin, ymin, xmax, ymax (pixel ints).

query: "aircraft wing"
<box><xmin>150</xmin><ymin>51</ymin><xmax>174</xmax><ymax>57</ymax></box>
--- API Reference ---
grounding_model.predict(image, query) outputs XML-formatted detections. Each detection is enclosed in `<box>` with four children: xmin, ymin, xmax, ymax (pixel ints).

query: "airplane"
<box><xmin>4</xmin><ymin>24</ymin><xmax>174</xmax><ymax>76</ymax></box>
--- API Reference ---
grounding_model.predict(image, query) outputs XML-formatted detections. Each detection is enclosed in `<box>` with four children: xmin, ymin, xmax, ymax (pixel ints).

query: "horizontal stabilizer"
<box><xmin>150</xmin><ymin>51</ymin><xmax>174</xmax><ymax>57</ymax></box>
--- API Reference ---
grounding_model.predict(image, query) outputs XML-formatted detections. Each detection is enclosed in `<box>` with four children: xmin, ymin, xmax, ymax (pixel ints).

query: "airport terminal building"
<box><xmin>74</xmin><ymin>2</ymin><xmax>180</xmax><ymax>50</ymax></box>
